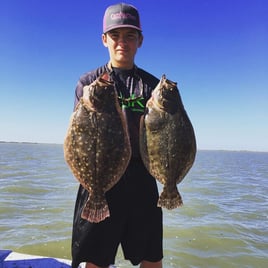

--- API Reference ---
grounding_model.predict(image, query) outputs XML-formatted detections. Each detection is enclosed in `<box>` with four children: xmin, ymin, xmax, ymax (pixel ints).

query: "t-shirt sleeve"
<box><xmin>73</xmin><ymin>65</ymin><xmax>107</xmax><ymax>111</ymax></box>
<box><xmin>73</xmin><ymin>80</ymin><xmax>84</xmax><ymax>111</ymax></box>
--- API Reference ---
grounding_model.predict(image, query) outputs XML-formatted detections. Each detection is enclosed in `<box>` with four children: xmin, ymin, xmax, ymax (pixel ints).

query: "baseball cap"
<box><xmin>103</xmin><ymin>3</ymin><xmax>142</xmax><ymax>33</ymax></box>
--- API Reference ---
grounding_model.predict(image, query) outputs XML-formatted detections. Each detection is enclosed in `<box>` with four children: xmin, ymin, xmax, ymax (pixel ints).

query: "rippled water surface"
<box><xmin>0</xmin><ymin>143</ymin><xmax>267</xmax><ymax>267</ymax></box>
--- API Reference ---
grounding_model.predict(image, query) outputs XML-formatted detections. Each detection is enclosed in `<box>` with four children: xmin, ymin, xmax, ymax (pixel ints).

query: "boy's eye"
<box><xmin>110</xmin><ymin>33</ymin><xmax>119</xmax><ymax>38</ymax></box>
<box><xmin>127</xmin><ymin>34</ymin><xmax>137</xmax><ymax>40</ymax></box>
<box><xmin>108</xmin><ymin>32</ymin><xmax>137</xmax><ymax>41</ymax></box>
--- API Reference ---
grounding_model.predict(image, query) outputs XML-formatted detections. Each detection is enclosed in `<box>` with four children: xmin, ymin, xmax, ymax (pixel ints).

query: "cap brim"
<box><xmin>104</xmin><ymin>24</ymin><xmax>142</xmax><ymax>34</ymax></box>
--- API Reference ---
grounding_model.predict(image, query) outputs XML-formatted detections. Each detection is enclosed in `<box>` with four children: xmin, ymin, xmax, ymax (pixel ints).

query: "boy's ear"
<box><xmin>102</xmin><ymin>34</ymin><xmax>108</xmax><ymax>47</ymax></box>
<box><xmin>138</xmin><ymin>34</ymin><xmax>144</xmax><ymax>48</ymax></box>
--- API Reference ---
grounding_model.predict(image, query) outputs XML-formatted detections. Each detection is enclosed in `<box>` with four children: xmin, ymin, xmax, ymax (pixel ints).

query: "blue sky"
<box><xmin>1</xmin><ymin>0</ymin><xmax>267</xmax><ymax>151</ymax></box>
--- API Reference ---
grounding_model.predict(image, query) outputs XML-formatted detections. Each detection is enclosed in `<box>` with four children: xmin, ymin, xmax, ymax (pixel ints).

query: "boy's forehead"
<box><xmin>108</xmin><ymin>28</ymin><xmax>139</xmax><ymax>34</ymax></box>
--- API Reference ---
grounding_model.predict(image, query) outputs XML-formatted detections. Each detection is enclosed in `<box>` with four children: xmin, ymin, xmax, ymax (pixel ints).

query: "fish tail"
<box><xmin>157</xmin><ymin>187</ymin><xmax>183</xmax><ymax>209</ymax></box>
<box><xmin>81</xmin><ymin>198</ymin><xmax>110</xmax><ymax>223</ymax></box>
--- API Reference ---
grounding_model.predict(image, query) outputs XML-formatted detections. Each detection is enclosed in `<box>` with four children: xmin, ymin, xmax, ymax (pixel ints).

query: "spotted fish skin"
<box><xmin>64</xmin><ymin>73</ymin><xmax>131</xmax><ymax>223</ymax></box>
<box><xmin>140</xmin><ymin>75</ymin><xmax>196</xmax><ymax>209</ymax></box>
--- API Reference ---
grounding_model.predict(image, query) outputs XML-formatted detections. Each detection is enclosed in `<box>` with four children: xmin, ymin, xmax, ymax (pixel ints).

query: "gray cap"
<box><xmin>103</xmin><ymin>3</ymin><xmax>142</xmax><ymax>33</ymax></box>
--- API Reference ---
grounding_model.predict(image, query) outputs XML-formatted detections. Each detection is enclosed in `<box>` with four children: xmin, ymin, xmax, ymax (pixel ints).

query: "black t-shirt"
<box><xmin>74</xmin><ymin>63</ymin><xmax>159</xmax><ymax>159</ymax></box>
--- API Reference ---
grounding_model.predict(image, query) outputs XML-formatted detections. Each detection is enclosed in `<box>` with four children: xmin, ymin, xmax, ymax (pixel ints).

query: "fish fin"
<box><xmin>81</xmin><ymin>197</ymin><xmax>110</xmax><ymax>223</ymax></box>
<box><xmin>157</xmin><ymin>186</ymin><xmax>183</xmax><ymax>209</ymax></box>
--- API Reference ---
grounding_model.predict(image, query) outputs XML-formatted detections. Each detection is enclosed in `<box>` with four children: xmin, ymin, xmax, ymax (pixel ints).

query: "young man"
<box><xmin>71</xmin><ymin>3</ymin><xmax>163</xmax><ymax>268</ymax></box>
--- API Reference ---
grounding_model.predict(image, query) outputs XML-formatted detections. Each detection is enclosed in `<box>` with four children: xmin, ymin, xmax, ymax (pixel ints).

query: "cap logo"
<box><xmin>111</xmin><ymin>11</ymin><xmax>137</xmax><ymax>21</ymax></box>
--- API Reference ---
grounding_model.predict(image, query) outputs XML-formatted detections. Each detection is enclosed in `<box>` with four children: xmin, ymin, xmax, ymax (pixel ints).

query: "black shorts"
<box><xmin>71</xmin><ymin>160</ymin><xmax>163</xmax><ymax>268</ymax></box>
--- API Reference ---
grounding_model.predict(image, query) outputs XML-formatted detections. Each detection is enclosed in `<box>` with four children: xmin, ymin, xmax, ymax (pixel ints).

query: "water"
<box><xmin>0</xmin><ymin>143</ymin><xmax>267</xmax><ymax>267</ymax></box>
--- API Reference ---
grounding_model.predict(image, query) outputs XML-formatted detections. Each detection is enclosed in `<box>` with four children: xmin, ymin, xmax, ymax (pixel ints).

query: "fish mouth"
<box><xmin>151</xmin><ymin>90</ymin><xmax>179</xmax><ymax>114</ymax></box>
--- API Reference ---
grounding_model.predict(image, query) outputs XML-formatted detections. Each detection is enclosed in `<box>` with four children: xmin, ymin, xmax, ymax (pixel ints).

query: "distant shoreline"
<box><xmin>0</xmin><ymin>141</ymin><xmax>62</xmax><ymax>145</ymax></box>
<box><xmin>0</xmin><ymin>141</ymin><xmax>267</xmax><ymax>153</ymax></box>
<box><xmin>0</xmin><ymin>140</ymin><xmax>38</xmax><ymax>144</ymax></box>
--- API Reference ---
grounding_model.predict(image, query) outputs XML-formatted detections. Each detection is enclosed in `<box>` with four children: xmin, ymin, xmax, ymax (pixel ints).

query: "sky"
<box><xmin>0</xmin><ymin>0</ymin><xmax>267</xmax><ymax>152</ymax></box>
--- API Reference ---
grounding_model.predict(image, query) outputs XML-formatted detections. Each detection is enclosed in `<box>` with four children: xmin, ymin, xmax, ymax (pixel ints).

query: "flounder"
<box><xmin>64</xmin><ymin>73</ymin><xmax>131</xmax><ymax>223</ymax></box>
<box><xmin>140</xmin><ymin>75</ymin><xmax>196</xmax><ymax>209</ymax></box>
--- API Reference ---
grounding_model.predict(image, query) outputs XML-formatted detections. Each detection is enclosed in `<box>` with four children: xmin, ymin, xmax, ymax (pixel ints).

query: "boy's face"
<box><xmin>102</xmin><ymin>27</ymin><xmax>143</xmax><ymax>69</ymax></box>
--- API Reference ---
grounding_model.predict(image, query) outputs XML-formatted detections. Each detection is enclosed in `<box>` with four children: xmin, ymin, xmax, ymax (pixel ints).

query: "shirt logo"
<box><xmin>118</xmin><ymin>93</ymin><xmax>145</xmax><ymax>113</ymax></box>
